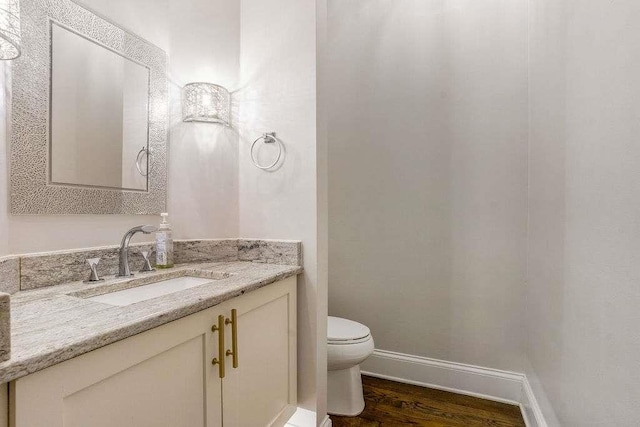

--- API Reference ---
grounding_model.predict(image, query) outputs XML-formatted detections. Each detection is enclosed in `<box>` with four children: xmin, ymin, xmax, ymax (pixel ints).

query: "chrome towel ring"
<box><xmin>136</xmin><ymin>146</ymin><xmax>150</xmax><ymax>177</ymax></box>
<box><xmin>250</xmin><ymin>132</ymin><xmax>282</xmax><ymax>170</ymax></box>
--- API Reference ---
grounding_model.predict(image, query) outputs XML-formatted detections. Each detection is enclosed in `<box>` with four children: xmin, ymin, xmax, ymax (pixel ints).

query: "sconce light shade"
<box><xmin>0</xmin><ymin>0</ymin><xmax>20</xmax><ymax>60</ymax></box>
<box><xmin>182</xmin><ymin>82</ymin><xmax>230</xmax><ymax>125</ymax></box>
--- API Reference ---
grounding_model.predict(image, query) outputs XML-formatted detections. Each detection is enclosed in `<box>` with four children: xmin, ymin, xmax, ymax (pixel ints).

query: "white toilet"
<box><xmin>327</xmin><ymin>316</ymin><xmax>375</xmax><ymax>416</ymax></box>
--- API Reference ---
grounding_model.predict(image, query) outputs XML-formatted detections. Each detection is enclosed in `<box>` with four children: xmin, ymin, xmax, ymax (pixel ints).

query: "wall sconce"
<box><xmin>0</xmin><ymin>0</ymin><xmax>20</xmax><ymax>60</ymax></box>
<box><xmin>182</xmin><ymin>82</ymin><xmax>230</xmax><ymax>125</ymax></box>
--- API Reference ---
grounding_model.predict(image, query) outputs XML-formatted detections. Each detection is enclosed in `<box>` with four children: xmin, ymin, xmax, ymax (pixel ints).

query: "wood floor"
<box><xmin>331</xmin><ymin>376</ymin><xmax>526</xmax><ymax>427</ymax></box>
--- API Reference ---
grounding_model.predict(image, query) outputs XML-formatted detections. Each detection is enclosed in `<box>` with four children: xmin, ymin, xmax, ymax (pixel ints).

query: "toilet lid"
<box><xmin>328</xmin><ymin>316</ymin><xmax>371</xmax><ymax>343</ymax></box>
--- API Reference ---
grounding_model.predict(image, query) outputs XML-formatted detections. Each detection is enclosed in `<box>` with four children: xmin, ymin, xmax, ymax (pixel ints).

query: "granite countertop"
<box><xmin>0</xmin><ymin>261</ymin><xmax>302</xmax><ymax>384</ymax></box>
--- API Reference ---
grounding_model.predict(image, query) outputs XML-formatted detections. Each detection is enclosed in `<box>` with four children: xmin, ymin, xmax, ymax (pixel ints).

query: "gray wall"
<box><xmin>528</xmin><ymin>0</ymin><xmax>640</xmax><ymax>424</ymax></box>
<box><xmin>327</xmin><ymin>0</ymin><xmax>528</xmax><ymax>372</ymax></box>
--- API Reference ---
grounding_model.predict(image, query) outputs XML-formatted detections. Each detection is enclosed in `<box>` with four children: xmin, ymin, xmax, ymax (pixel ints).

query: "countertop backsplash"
<box><xmin>0</xmin><ymin>257</ymin><xmax>19</xmax><ymax>295</ymax></box>
<box><xmin>0</xmin><ymin>239</ymin><xmax>302</xmax><ymax>292</ymax></box>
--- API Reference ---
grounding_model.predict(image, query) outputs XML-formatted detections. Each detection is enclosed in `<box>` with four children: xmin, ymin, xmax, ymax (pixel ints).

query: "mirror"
<box><xmin>50</xmin><ymin>22</ymin><xmax>149</xmax><ymax>190</ymax></box>
<box><xmin>50</xmin><ymin>23</ymin><xmax>150</xmax><ymax>191</ymax></box>
<box><xmin>10</xmin><ymin>0</ymin><xmax>168</xmax><ymax>215</ymax></box>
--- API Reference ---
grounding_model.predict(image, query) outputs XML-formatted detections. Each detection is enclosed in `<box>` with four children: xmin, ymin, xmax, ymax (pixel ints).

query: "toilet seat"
<box><xmin>328</xmin><ymin>336</ymin><xmax>371</xmax><ymax>345</ymax></box>
<box><xmin>328</xmin><ymin>316</ymin><xmax>371</xmax><ymax>345</ymax></box>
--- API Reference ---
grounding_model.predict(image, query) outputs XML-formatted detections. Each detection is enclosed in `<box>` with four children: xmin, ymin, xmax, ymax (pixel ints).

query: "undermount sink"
<box><xmin>82</xmin><ymin>273</ymin><xmax>228</xmax><ymax>307</ymax></box>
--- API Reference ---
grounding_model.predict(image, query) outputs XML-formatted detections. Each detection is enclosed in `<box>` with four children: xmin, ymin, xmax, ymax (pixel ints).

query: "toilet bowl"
<box><xmin>327</xmin><ymin>316</ymin><xmax>374</xmax><ymax>416</ymax></box>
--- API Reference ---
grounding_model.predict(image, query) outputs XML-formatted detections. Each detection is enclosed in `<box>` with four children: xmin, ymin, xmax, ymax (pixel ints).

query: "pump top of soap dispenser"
<box><xmin>159</xmin><ymin>212</ymin><xmax>170</xmax><ymax>230</ymax></box>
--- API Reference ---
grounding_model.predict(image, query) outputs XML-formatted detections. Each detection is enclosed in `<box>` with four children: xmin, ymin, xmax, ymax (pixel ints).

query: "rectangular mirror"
<box><xmin>50</xmin><ymin>22</ymin><xmax>150</xmax><ymax>191</ymax></box>
<box><xmin>11</xmin><ymin>0</ymin><xmax>168</xmax><ymax>215</ymax></box>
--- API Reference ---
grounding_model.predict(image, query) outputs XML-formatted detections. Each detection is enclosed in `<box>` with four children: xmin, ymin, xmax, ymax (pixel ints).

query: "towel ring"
<box><xmin>136</xmin><ymin>146</ymin><xmax>151</xmax><ymax>177</ymax></box>
<box><xmin>250</xmin><ymin>132</ymin><xmax>282</xmax><ymax>170</ymax></box>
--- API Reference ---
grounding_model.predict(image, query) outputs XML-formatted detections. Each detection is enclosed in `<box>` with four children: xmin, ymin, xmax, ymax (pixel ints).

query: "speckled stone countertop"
<box><xmin>0</xmin><ymin>261</ymin><xmax>302</xmax><ymax>384</ymax></box>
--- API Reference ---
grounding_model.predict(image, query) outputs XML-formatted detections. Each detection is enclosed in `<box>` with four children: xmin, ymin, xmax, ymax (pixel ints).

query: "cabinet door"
<box><xmin>222</xmin><ymin>276</ymin><xmax>297</xmax><ymax>427</ymax></box>
<box><xmin>11</xmin><ymin>306</ymin><xmax>225</xmax><ymax>427</ymax></box>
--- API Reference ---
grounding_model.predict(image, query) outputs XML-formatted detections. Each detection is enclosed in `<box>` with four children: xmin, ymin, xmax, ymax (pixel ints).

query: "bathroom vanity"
<box><xmin>0</xmin><ymin>255</ymin><xmax>300</xmax><ymax>427</ymax></box>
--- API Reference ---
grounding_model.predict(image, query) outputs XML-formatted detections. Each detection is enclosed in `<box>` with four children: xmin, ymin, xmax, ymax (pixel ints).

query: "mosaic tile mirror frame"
<box><xmin>10</xmin><ymin>0</ymin><xmax>168</xmax><ymax>214</ymax></box>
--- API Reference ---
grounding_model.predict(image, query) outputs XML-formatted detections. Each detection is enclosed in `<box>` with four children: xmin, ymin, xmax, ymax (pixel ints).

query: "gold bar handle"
<box><xmin>225</xmin><ymin>309</ymin><xmax>238</xmax><ymax>368</ymax></box>
<box><xmin>211</xmin><ymin>314</ymin><xmax>225</xmax><ymax>378</ymax></box>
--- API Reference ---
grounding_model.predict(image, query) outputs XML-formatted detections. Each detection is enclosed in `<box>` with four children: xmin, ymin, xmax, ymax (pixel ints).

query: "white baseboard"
<box><xmin>285</xmin><ymin>408</ymin><xmax>332</xmax><ymax>427</ymax></box>
<box><xmin>361</xmin><ymin>349</ymin><xmax>524</xmax><ymax>404</ymax></box>
<box><xmin>521</xmin><ymin>376</ymin><xmax>547</xmax><ymax>427</ymax></box>
<box><xmin>360</xmin><ymin>349</ymin><xmax>549</xmax><ymax>427</ymax></box>
<box><xmin>285</xmin><ymin>408</ymin><xmax>315</xmax><ymax>427</ymax></box>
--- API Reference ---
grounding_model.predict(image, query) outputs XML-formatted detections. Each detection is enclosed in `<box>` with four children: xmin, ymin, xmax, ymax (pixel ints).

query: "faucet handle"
<box><xmin>139</xmin><ymin>250</ymin><xmax>155</xmax><ymax>273</ymax></box>
<box><xmin>84</xmin><ymin>257</ymin><xmax>104</xmax><ymax>283</ymax></box>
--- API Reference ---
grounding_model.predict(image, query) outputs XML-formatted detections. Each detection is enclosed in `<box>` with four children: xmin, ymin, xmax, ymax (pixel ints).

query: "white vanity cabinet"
<box><xmin>10</xmin><ymin>277</ymin><xmax>297</xmax><ymax>427</ymax></box>
<box><xmin>221</xmin><ymin>280</ymin><xmax>297</xmax><ymax>427</ymax></box>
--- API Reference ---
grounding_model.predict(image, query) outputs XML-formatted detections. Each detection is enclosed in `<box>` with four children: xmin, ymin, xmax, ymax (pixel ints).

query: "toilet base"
<box><xmin>327</xmin><ymin>365</ymin><xmax>365</xmax><ymax>416</ymax></box>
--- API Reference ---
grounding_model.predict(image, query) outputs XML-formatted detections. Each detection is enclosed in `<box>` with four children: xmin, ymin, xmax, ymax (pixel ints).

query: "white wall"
<box><xmin>0</xmin><ymin>0</ymin><xmax>239</xmax><ymax>254</ymax></box>
<box><xmin>327</xmin><ymin>0</ymin><xmax>528</xmax><ymax>372</ymax></box>
<box><xmin>237</xmin><ymin>0</ymin><xmax>323</xmax><ymax>419</ymax></box>
<box><xmin>315</xmin><ymin>0</ymin><xmax>329</xmax><ymax>420</ymax></box>
<box><xmin>528</xmin><ymin>0</ymin><xmax>640</xmax><ymax>424</ymax></box>
<box><xmin>165</xmin><ymin>0</ymin><xmax>239</xmax><ymax>241</ymax></box>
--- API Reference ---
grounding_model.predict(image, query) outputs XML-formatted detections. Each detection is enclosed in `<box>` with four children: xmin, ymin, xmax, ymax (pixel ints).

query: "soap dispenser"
<box><xmin>155</xmin><ymin>212</ymin><xmax>174</xmax><ymax>268</ymax></box>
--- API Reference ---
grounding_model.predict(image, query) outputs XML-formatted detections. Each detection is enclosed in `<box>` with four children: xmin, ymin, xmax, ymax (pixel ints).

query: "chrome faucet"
<box><xmin>118</xmin><ymin>225</ymin><xmax>157</xmax><ymax>277</ymax></box>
